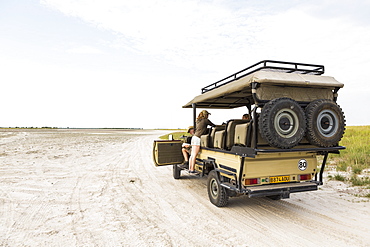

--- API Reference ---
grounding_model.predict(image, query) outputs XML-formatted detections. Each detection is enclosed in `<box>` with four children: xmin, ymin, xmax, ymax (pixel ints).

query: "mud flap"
<box><xmin>282</xmin><ymin>191</ymin><xmax>290</xmax><ymax>199</ymax></box>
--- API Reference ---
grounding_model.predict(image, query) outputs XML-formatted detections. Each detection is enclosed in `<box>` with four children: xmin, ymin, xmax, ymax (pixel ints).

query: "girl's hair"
<box><xmin>197</xmin><ymin>110</ymin><xmax>209</xmax><ymax>120</ymax></box>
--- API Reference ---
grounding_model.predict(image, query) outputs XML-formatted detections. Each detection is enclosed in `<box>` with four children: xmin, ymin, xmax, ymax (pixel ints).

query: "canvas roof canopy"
<box><xmin>182</xmin><ymin>70</ymin><xmax>344</xmax><ymax>109</ymax></box>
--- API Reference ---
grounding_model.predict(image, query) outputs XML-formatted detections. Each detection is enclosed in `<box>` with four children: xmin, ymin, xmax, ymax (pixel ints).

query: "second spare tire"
<box><xmin>305</xmin><ymin>99</ymin><xmax>345</xmax><ymax>147</ymax></box>
<box><xmin>259</xmin><ymin>97</ymin><xmax>306</xmax><ymax>149</ymax></box>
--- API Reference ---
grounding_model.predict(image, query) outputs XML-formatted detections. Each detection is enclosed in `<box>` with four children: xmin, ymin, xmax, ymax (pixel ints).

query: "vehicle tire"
<box><xmin>305</xmin><ymin>99</ymin><xmax>345</xmax><ymax>147</ymax></box>
<box><xmin>259</xmin><ymin>97</ymin><xmax>306</xmax><ymax>149</ymax></box>
<box><xmin>207</xmin><ymin>170</ymin><xmax>229</xmax><ymax>207</ymax></box>
<box><xmin>173</xmin><ymin>164</ymin><xmax>181</xmax><ymax>179</ymax></box>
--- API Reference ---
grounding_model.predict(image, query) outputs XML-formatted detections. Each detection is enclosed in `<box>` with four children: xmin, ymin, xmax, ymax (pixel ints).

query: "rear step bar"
<box><xmin>221</xmin><ymin>181</ymin><xmax>318</xmax><ymax>198</ymax></box>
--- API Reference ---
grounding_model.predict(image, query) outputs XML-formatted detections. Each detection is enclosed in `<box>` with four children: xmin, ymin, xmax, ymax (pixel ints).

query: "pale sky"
<box><xmin>1</xmin><ymin>0</ymin><xmax>369</xmax><ymax>128</ymax></box>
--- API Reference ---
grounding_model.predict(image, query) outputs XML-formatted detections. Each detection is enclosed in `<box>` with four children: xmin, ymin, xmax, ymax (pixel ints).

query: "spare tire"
<box><xmin>259</xmin><ymin>98</ymin><xmax>306</xmax><ymax>149</ymax></box>
<box><xmin>305</xmin><ymin>99</ymin><xmax>345</xmax><ymax>147</ymax></box>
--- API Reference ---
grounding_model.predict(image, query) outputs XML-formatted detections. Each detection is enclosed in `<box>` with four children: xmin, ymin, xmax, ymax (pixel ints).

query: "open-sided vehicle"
<box><xmin>153</xmin><ymin>60</ymin><xmax>346</xmax><ymax>207</ymax></box>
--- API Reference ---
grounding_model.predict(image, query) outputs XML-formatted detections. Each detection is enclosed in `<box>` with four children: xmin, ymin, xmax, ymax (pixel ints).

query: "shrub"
<box><xmin>332</xmin><ymin>174</ymin><xmax>346</xmax><ymax>182</ymax></box>
<box><xmin>350</xmin><ymin>176</ymin><xmax>370</xmax><ymax>186</ymax></box>
<box><xmin>352</xmin><ymin>166</ymin><xmax>363</xmax><ymax>175</ymax></box>
<box><xmin>336</xmin><ymin>160</ymin><xmax>348</xmax><ymax>172</ymax></box>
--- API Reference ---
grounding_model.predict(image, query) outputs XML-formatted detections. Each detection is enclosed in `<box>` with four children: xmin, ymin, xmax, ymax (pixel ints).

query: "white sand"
<box><xmin>0</xmin><ymin>129</ymin><xmax>369</xmax><ymax>246</ymax></box>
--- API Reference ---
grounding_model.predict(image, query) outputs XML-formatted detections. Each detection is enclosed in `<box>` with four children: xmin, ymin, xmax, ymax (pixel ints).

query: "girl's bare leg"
<box><xmin>182</xmin><ymin>148</ymin><xmax>189</xmax><ymax>162</ymax></box>
<box><xmin>189</xmin><ymin>145</ymin><xmax>200</xmax><ymax>171</ymax></box>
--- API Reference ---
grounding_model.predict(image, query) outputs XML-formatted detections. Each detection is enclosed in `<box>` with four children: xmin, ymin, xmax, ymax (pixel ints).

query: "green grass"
<box><xmin>330</xmin><ymin>174</ymin><xmax>370</xmax><ymax>188</ymax></box>
<box><xmin>159</xmin><ymin>131</ymin><xmax>189</xmax><ymax>140</ymax></box>
<box><xmin>336</xmin><ymin>160</ymin><xmax>348</xmax><ymax>172</ymax></box>
<box><xmin>331</xmin><ymin>126</ymin><xmax>370</xmax><ymax>174</ymax></box>
<box><xmin>332</xmin><ymin>174</ymin><xmax>346</xmax><ymax>182</ymax></box>
<box><xmin>350</xmin><ymin>176</ymin><xmax>370</xmax><ymax>186</ymax></box>
<box><xmin>329</xmin><ymin>126</ymin><xmax>370</xmax><ymax>192</ymax></box>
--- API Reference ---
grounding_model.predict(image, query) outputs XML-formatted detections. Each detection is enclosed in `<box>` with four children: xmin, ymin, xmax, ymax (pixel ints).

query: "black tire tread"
<box><xmin>259</xmin><ymin>97</ymin><xmax>306</xmax><ymax>149</ymax></box>
<box><xmin>305</xmin><ymin>99</ymin><xmax>345</xmax><ymax>147</ymax></box>
<box><xmin>207</xmin><ymin>170</ymin><xmax>228</xmax><ymax>207</ymax></box>
<box><xmin>173</xmin><ymin>165</ymin><xmax>181</xmax><ymax>179</ymax></box>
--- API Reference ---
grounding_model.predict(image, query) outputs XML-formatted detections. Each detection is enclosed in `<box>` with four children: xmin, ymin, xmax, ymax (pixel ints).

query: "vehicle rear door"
<box><xmin>153</xmin><ymin>140</ymin><xmax>184</xmax><ymax>166</ymax></box>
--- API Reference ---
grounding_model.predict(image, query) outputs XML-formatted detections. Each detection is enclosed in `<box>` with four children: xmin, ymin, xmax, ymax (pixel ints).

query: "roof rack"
<box><xmin>201</xmin><ymin>60</ymin><xmax>325</xmax><ymax>94</ymax></box>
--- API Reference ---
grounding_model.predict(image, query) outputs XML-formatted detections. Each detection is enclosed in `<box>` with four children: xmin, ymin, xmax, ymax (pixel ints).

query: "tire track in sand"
<box><xmin>119</xmin><ymin>132</ymin><xmax>370</xmax><ymax>247</ymax></box>
<box><xmin>1</xmin><ymin>129</ymin><xmax>369</xmax><ymax>247</ymax></box>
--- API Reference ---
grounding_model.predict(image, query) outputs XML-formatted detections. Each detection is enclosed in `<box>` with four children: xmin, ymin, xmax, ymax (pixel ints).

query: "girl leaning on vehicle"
<box><xmin>189</xmin><ymin>110</ymin><xmax>215</xmax><ymax>173</ymax></box>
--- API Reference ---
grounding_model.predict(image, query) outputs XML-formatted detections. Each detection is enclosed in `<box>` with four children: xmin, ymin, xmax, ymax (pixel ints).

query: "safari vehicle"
<box><xmin>153</xmin><ymin>60</ymin><xmax>346</xmax><ymax>207</ymax></box>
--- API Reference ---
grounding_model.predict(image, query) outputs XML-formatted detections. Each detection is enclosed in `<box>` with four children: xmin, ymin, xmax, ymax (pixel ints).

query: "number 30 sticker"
<box><xmin>298</xmin><ymin>159</ymin><xmax>308</xmax><ymax>171</ymax></box>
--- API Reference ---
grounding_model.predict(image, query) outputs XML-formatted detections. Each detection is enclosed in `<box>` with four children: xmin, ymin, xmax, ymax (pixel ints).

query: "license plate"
<box><xmin>270</xmin><ymin>175</ymin><xmax>290</xmax><ymax>183</ymax></box>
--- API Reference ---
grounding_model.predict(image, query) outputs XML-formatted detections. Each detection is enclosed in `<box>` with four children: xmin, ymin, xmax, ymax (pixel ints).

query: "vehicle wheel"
<box><xmin>173</xmin><ymin>164</ymin><xmax>181</xmax><ymax>179</ymax></box>
<box><xmin>305</xmin><ymin>99</ymin><xmax>345</xmax><ymax>147</ymax></box>
<box><xmin>207</xmin><ymin>170</ymin><xmax>229</xmax><ymax>207</ymax></box>
<box><xmin>259</xmin><ymin>97</ymin><xmax>306</xmax><ymax>149</ymax></box>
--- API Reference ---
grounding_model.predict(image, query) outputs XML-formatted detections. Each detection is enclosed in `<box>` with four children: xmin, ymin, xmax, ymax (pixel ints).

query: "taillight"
<box><xmin>299</xmin><ymin>174</ymin><xmax>311</xmax><ymax>181</ymax></box>
<box><xmin>245</xmin><ymin>178</ymin><xmax>259</xmax><ymax>185</ymax></box>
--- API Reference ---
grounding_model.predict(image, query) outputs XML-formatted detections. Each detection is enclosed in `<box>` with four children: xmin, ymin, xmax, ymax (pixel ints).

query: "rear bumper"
<box><xmin>221</xmin><ymin>181</ymin><xmax>318</xmax><ymax>198</ymax></box>
<box><xmin>246</xmin><ymin>182</ymin><xmax>318</xmax><ymax>198</ymax></box>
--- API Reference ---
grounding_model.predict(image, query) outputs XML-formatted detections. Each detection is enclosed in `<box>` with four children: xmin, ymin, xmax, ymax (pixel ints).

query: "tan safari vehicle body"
<box><xmin>153</xmin><ymin>60</ymin><xmax>346</xmax><ymax>207</ymax></box>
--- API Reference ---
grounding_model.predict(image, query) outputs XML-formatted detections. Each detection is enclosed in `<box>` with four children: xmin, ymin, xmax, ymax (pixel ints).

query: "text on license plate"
<box><xmin>270</xmin><ymin>176</ymin><xmax>290</xmax><ymax>183</ymax></box>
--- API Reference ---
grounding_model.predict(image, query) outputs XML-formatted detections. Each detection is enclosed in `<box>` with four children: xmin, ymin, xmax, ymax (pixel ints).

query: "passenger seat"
<box><xmin>200</xmin><ymin>134</ymin><xmax>209</xmax><ymax>147</ymax></box>
<box><xmin>225</xmin><ymin>120</ymin><xmax>250</xmax><ymax>149</ymax></box>
<box><xmin>213</xmin><ymin>130</ymin><xmax>225</xmax><ymax>149</ymax></box>
<box><xmin>200</xmin><ymin>127</ymin><xmax>212</xmax><ymax>147</ymax></box>
<box><xmin>234</xmin><ymin>123</ymin><xmax>250</xmax><ymax>146</ymax></box>
<box><xmin>209</xmin><ymin>125</ymin><xmax>225</xmax><ymax>148</ymax></box>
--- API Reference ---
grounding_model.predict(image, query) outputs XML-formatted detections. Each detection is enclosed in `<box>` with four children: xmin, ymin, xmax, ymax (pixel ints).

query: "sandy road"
<box><xmin>0</xmin><ymin>129</ymin><xmax>369</xmax><ymax>247</ymax></box>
